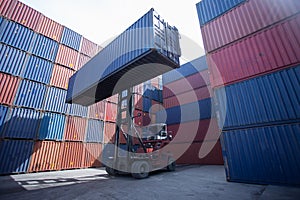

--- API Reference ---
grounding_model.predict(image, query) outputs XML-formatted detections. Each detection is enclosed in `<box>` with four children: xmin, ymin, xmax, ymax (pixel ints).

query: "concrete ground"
<box><xmin>0</xmin><ymin>165</ymin><xmax>299</xmax><ymax>200</ymax></box>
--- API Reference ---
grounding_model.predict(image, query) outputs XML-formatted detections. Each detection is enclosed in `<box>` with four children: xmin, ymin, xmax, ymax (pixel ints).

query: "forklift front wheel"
<box><xmin>131</xmin><ymin>161</ymin><xmax>150</xmax><ymax>179</ymax></box>
<box><xmin>106</xmin><ymin>166</ymin><xmax>117</xmax><ymax>176</ymax></box>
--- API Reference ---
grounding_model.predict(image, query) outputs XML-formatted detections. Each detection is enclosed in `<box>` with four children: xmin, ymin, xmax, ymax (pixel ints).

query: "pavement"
<box><xmin>0</xmin><ymin>165</ymin><xmax>299</xmax><ymax>200</ymax></box>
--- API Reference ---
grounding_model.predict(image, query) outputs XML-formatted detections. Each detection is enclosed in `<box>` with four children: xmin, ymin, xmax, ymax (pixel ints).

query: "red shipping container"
<box><xmin>60</xmin><ymin>141</ymin><xmax>84</xmax><ymax>169</ymax></box>
<box><xmin>88</xmin><ymin>100</ymin><xmax>106</xmax><ymax>120</ymax></box>
<box><xmin>80</xmin><ymin>37</ymin><xmax>98</xmax><ymax>57</ymax></box>
<box><xmin>134</xmin><ymin>94</ymin><xmax>143</xmax><ymax>110</ymax></box>
<box><xmin>202</xmin><ymin>0</ymin><xmax>300</xmax><ymax>53</ymax></box>
<box><xmin>50</xmin><ymin>64</ymin><xmax>74</xmax><ymax>90</ymax></box>
<box><xmin>208</xmin><ymin>14</ymin><xmax>300</xmax><ymax>88</ymax></box>
<box><xmin>55</xmin><ymin>44</ymin><xmax>79</xmax><ymax>70</ymax></box>
<box><xmin>82</xmin><ymin>143</ymin><xmax>102</xmax><ymax>168</ymax></box>
<box><xmin>106</xmin><ymin>94</ymin><xmax>118</xmax><ymax>104</ymax></box>
<box><xmin>77</xmin><ymin>53</ymin><xmax>91</xmax><ymax>70</ymax></box>
<box><xmin>0</xmin><ymin>73</ymin><xmax>20</xmax><ymax>105</ymax></box>
<box><xmin>104</xmin><ymin>122</ymin><xmax>116</xmax><ymax>143</ymax></box>
<box><xmin>37</xmin><ymin>15</ymin><xmax>63</xmax><ymax>42</ymax></box>
<box><xmin>105</xmin><ymin>102</ymin><xmax>117</xmax><ymax>122</ymax></box>
<box><xmin>9</xmin><ymin>1</ymin><xmax>41</xmax><ymax>31</ymax></box>
<box><xmin>29</xmin><ymin>141</ymin><xmax>62</xmax><ymax>172</ymax></box>
<box><xmin>64</xmin><ymin>116</ymin><xmax>87</xmax><ymax>142</ymax></box>
<box><xmin>0</xmin><ymin>0</ymin><xmax>17</xmax><ymax>18</ymax></box>
<box><xmin>133</xmin><ymin>110</ymin><xmax>143</xmax><ymax>126</ymax></box>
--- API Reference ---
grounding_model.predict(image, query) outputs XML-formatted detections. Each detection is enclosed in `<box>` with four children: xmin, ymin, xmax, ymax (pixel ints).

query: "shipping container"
<box><xmin>55</xmin><ymin>44</ymin><xmax>79</xmax><ymax>70</ymax></box>
<box><xmin>0</xmin><ymin>43</ymin><xmax>28</xmax><ymax>76</ymax></box>
<box><xmin>67</xmin><ymin>8</ymin><xmax>181</xmax><ymax>105</ymax></box>
<box><xmin>208</xmin><ymin>14</ymin><xmax>300</xmax><ymax>88</ymax></box>
<box><xmin>201</xmin><ymin>0</ymin><xmax>300</xmax><ymax>53</ymax></box>
<box><xmin>38</xmin><ymin>112</ymin><xmax>66</xmax><ymax>141</ymax></box>
<box><xmin>43</xmin><ymin>86</ymin><xmax>68</xmax><ymax>113</ymax></box>
<box><xmin>196</xmin><ymin>0</ymin><xmax>246</xmax><ymax>26</ymax></box>
<box><xmin>0</xmin><ymin>105</ymin><xmax>8</xmax><ymax>132</ymax></box>
<box><xmin>0</xmin><ymin>0</ymin><xmax>18</xmax><ymax>18</ymax></box>
<box><xmin>0</xmin><ymin>72</ymin><xmax>19</xmax><ymax>105</ymax></box>
<box><xmin>163</xmin><ymin>56</ymin><xmax>208</xmax><ymax>85</ymax></box>
<box><xmin>28</xmin><ymin>141</ymin><xmax>62</xmax><ymax>172</ymax></box>
<box><xmin>133</xmin><ymin>83</ymin><xmax>144</xmax><ymax>95</ymax></box>
<box><xmin>82</xmin><ymin>143</ymin><xmax>102</xmax><ymax>168</ymax></box>
<box><xmin>22</xmin><ymin>55</ymin><xmax>54</xmax><ymax>84</ymax></box>
<box><xmin>31</xmin><ymin>33</ymin><xmax>59</xmax><ymax>62</ymax></box>
<box><xmin>60</xmin><ymin>26</ymin><xmax>82</xmax><ymax>51</ymax></box>
<box><xmin>106</xmin><ymin>94</ymin><xmax>118</xmax><ymax>104</ymax></box>
<box><xmin>88</xmin><ymin>100</ymin><xmax>106</xmax><ymax>120</ymax></box>
<box><xmin>2</xmin><ymin>107</ymin><xmax>40</xmax><ymax>139</ymax></box>
<box><xmin>14</xmin><ymin>79</ymin><xmax>46</xmax><ymax>110</ymax></box>
<box><xmin>105</xmin><ymin>102</ymin><xmax>117</xmax><ymax>122</ymax></box>
<box><xmin>0</xmin><ymin>139</ymin><xmax>33</xmax><ymax>174</ymax></box>
<box><xmin>64</xmin><ymin>116</ymin><xmax>87</xmax><ymax>141</ymax></box>
<box><xmin>50</xmin><ymin>64</ymin><xmax>74</xmax><ymax>90</ymax></box>
<box><xmin>66</xmin><ymin>103</ymin><xmax>88</xmax><ymax>118</ymax></box>
<box><xmin>80</xmin><ymin>37</ymin><xmax>98</xmax><ymax>57</ymax></box>
<box><xmin>77</xmin><ymin>53</ymin><xmax>91</xmax><ymax>70</ymax></box>
<box><xmin>134</xmin><ymin>94</ymin><xmax>143</xmax><ymax>110</ymax></box>
<box><xmin>0</xmin><ymin>18</ymin><xmax>35</xmax><ymax>52</ymax></box>
<box><xmin>37</xmin><ymin>15</ymin><xmax>63</xmax><ymax>42</ymax></box>
<box><xmin>85</xmin><ymin>119</ymin><xmax>104</xmax><ymax>143</ymax></box>
<box><xmin>221</xmin><ymin>123</ymin><xmax>300</xmax><ymax>185</ymax></box>
<box><xmin>60</xmin><ymin>141</ymin><xmax>83</xmax><ymax>169</ymax></box>
<box><xmin>104</xmin><ymin>122</ymin><xmax>116</xmax><ymax>143</ymax></box>
<box><xmin>9</xmin><ymin>1</ymin><xmax>41</xmax><ymax>31</ymax></box>
<box><xmin>215</xmin><ymin>66</ymin><xmax>300</xmax><ymax>130</ymax></box>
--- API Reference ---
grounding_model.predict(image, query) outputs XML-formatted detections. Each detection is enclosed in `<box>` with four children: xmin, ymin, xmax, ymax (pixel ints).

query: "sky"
<box><xmin>20</xmin><ymin>0</ymin><xmax>205</xmax><ymax>62</ymax></box>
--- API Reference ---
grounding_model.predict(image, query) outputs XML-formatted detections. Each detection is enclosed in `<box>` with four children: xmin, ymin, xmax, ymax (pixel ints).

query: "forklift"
<box><xmin>103</xmin><ymin>87</ymin><xmax>175</xmax><ymax>179</ymax></box>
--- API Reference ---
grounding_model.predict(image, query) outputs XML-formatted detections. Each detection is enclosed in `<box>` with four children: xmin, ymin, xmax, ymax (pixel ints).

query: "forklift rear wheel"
<box><xmin>167</xmin><ymin>158</ymin><xmax>176</xmax><ymax>171</ymax></box>
<box><xmin>131</xmin><ymin>161</ymin><xmax>150</xmax><ymax>179</ymax></box>
<box><xmin>106</xmin><ymin>166</ymin><xmax>117</xmax><ymax>176</ymax></box>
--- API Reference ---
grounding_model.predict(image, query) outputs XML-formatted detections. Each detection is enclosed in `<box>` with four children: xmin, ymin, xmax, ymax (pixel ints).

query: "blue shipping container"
<box><xmin>67</xmin><ymin>8</ymin><xmax>181</xmax><ymax>106</ymax></box>
<box><xmin>85</xmin><ymin>119</ymin><xmax>103</xmax><ymax>143</ymax></box>
<box><xmin>43</xmin><ymin>87</ymin><xmax>68</xmax><ymax>114</ymax></box>
<box><xmin>60</xmin><ymin>27</ymin><xmax>82</xmax><ymax>51</ymax></box>
<box><xmin>163</xmin><ymin>56</ymin><xmax>208</xmax><ymax>85</ymax></box>
<box><xmin>14</xmin><ymin>80</ymin><xmax>47</xmax><ymax>110</ymax></box>
<box><xmin>0</xmin><ymin>18</ymin><xmax>35</xmax><ymax>52</ymax></box>
<box><xmin>0</xmin><ymin>105</ymin><xmax>8</xmax><ymax>133</ymax></box>
<box><xmin>31</xmin><ymin>34</ymin><xmax>59</xmax><ymax>62</ymax></box>
<box><xmin>215</xmin><ymin>66</ymin><xmax>300</xmax><ymax>130</ymax></box>
<box><xmin>66</xmin><ymin>103</ymin><xmax>88</xmax><ymax>117</ymax></box>
<box><xmin>23</xmin><ymin>55</ymin><xmax>54</xmax><ymax>84</ymax></box>
<box><xmin>0</xmin><ymin>43</ymin><xmax>28</xmax><ymax>76</ymax></box>
<box><xmin>143</xmin><ymin>97</ymin><xmax>152</xmax><ymax>112</ymax></box>
<box><xmin>0</xmin><ymin>140</ymin><xmax>34</xmax><ymax>174</ymax></box>
<box><xmin>221</xmin><ymin>123</ymin><xmax>300</xmax><ymax>185</ymax></box>
<box><xmin>196</xmin><ymin>0</ymin><xmax>246</xmax><ymax>26</ymax></box>
<box><xmin>38</xmin><ymin>112</ymin><xmax>66</xmax><ymax>141</ymax></box>
<box><xmin>3</xmin><ymin>107</ymin><xmax>40</xmax><ymax>139</ymax></box>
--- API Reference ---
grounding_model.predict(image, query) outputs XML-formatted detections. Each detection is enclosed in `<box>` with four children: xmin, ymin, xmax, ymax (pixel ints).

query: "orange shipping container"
<box><xmin>55</xmin><ymin>44</ymin><xmax>79</xmax><ymax>70</ymax></box>
<box><xmin>37</xmin><ymin>15</ymin><xmax>63</xmax><ymax>42</ymax></box>
<box><xmin>29</xmin><ymin>141</ymin><xmax>62</xmax><ymax>172</ymax></box>
<box><xmin>0</xmin><ymin>73</ymin><xmax>20</xmax><ymax>105</ymax></box>
<box><xmin>64</xmin><ymin>116</ymin><xmax>87</xmax><ymax>142</ymax></box>
<box><xmin>82</xmin><ymin>143</ymin><xmax>102</xmax><ymax>168</ymax></box>
<box><xmin>88</xmin><ymin>100</ymin><xmax>106</xmax><ymax>120</ymax></box>
<box><xmin>60</xmin><ymin>142</ymin><xmax>84</xmax><ymax>169</ymax></box>
<box><xmin>104</xmin><ymin>122</ymin><xmax>116</xmax><ymax>143</ymax></box>
<box><xmin>105</xmin><ymin>102</ymin><xmax>117</xmax><ymax>122</ymax></box>
<box><xmin>50</xmin><ymin>64</ymin><xmax>74</xmax><ymax>89</ymax></box>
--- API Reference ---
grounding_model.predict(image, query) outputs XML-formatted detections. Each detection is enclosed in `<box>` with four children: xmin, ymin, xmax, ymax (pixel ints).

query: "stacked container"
<box><xmin>196</xmin><ymin>0</ymin><xmax>300</xmax><ymax>185</ymax></box>
<box><xmin>158</xmin><ymin>56</ymin><xmax>223</xmax><ymax>165</ymax></box>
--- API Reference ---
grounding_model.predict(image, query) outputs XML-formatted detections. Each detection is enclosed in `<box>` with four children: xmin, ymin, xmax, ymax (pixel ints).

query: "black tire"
<box><xmin>167</xmin><ymin>158</ymin><xmax>176</xmax><ymax>171</ymax></box>
<box><xmin>131</xmin><ymin>161</ymin><xmax>150</xmax><ymax>179</ymax></box>
<box><xmin>106</xmin><ymin>166</ymin><xmax>117</xmax><ymax>176</ymax></box>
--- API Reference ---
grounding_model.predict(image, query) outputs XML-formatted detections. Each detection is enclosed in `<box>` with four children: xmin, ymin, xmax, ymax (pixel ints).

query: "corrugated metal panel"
<box><xmin>37</xmin><ymin>15</ymin><xmax>63</xmax><ymax>42</ymax></box>
<box><xmin>221</xmin><ymin>123</ymin><xmax>300</xmax><ymax>185</ymax></box>
<box><xmin>29</xmin><ymin>141</ymin><xmax>62</xmax><ymax>172</ymax></box>
<box><xmin>85</xmin><ymin>119</ymin><xmax>104</xmax><ymax>143</ymax></box>
<box><xmin>215</xmin><ymin>66</ymin><xmax>300</xmax><ymax>130</ymax></box>
<box><xmin>133</xmin><ymin>83</ymin><xmax>144</xmax><ymax>95</ymax></box>
<box><xmin>66</xmin><ymin>103</ymin><xmax>88</xmax><ymax>117</ymax></box>
<box><xmin>0</xmin><ymin>43</ymin><xmax>28</xmax><ymax>76</ymax></box>
<box><xmin>0</xmin><ymin>140</ymin><xmax>33</xmax><ymax>174</ymax></box>
<box><xmin>82</xmin><ymin>143</ymin><xmax>102</xmax><ymax>168</ymax></box>
<box><xmin>64</xmin><ymin>116</ymin><xmax>87</xmax><ymax>141</ymax></box>
<box><xmin>201</xmin><ymin>0</ymin><xmax>300</xmax><ymax>53</ymax></box>
<box><xmin>104</xmin><ymin>122</ymin><xmax>116</xmax><ymax>143</ymax></box>
<box><xmin>60</xmin><ymin>26</ymin><xmax>82</xmax><ymax>51</ymax></box>
<box><xmin>0</xmin><ymin>105</ymin><xmax>8</xmax><ymax>132</ymax></box>
<box><xmin>77</xmin><ymin>53</ymin><xmax>91</xmax><ymax>70</ymax></box>
<box><xmin>106</xmin><ymin>94</ymin><xmax>118</xmax><ymax>104</ymax></box>
<box><xmin>50</xmin><ymin>64</ymin><xmax>74</xmax><ymax>90</ymax></box>
<box><xmin>43</xmin><ymin>87</ymin><xmax>68</xmax><ymax>113</ymax></box>
<box><xmin>0</xmin><ymin>72</ymin><xmax>19</xmax><ymax>105</ymax></box>
<box><xmin>3</xmin><ymin>107</ymin><xmax>40</xmax><ymax>139</ymax></box>
<box><xmin>88</xmin><ymin>100</ymin><xmax>106</xmax><ymax>120</ymax></box>
<box><xmin>55</xmin><ymin>44</ymin><xmax>78</xmax><ymax>70</ymax></box>
<box><xmin>196</xmin><ymin>0</ymin><xmax>246</xmax><ymax>26</ymax></box>
<box><xmin>67</xmin><ymin>8</ymin><xmax>181</xmax><ymax>105</ymax></box>
<box><xmin>208</xmin><ymin>14</ymin><xmax>300</xmax><ymax>88</ymax></box>
<box><xmin>14</xmin><ymin>79</ymin><xmax>46</xmax><ymax>109</ymax></box>
<box><xmin>38</xmin><ymin>112</ymin><xmax>66</xmax><ymax>141</ymax></box>
<box><xmin>134</xmin><ymin>94</ymin><xmax>143</xmax><ymax>110</ymax></box>
<box><xmin>80</xmin><ymin>37</ymin><xmax>98</xmax><ymax>57</ymax></box>
<box><xmin>0</xmin><ymin>18</ymin><xmax>35</xmax><ymax>52</ymax></box>
<box><xmin>105</xmin><ymin>102</ymin><xmax>117</xmax><ymax>122</ymax></box>
<box><xmin>0</xmin><ymin>0</ymin><xmax>18</xmax><ymax>18</ymax></box>
<box><xmin>142</xmin><ymin>97</ymin><xmax>151</xmax><ymax>112</ymax></box>
<box><xmin>31</xmin><ymin>34</ymin><xmax>59</xmax><ymax>62</ymax></box>
<box><xmin>9</xmin><ymin>1</ymin><xmax>41</xmax><ymax>31</ymax></box>
<box><xmin>23</xmin><ymin>55</ymin><xmax>54</xmax><ymax>84</ymax></box>
<box><xmin>60</xmin><ymin>141</ymin><xmax>83</xmax><ymax>169</ymax></box>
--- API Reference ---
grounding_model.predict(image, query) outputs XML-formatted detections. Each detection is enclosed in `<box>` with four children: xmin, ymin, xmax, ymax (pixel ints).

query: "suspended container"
<box><xmin>37</xmin><ymin>15</ymin><xmax>63</xmax><ymax>42</ymax></box>
<box><xmin>60</xmin><ymin>26</ymin><xmax>82</xmax><ymax>51</ymax></box>
<box><xmin>64</xmin><ymin>116</ymin><xmax>87</xmax><ymax>141</ymax></box>
<box><xmin>50</xmin><ymin>64</ymin><xmax>74</xmax><ymax>90</ymax></box>
<box><xmin>0</xmin><ymin>72</ymin><xmax>20</xmax><ymax>105</ymax></box>
<box><xmin>67</xmin><ymin>8</ymin><xmax>181</xmax><ymax>106</ymax></box>
<box><xmin>85</xmin><ymin>119</ymin><xmax>104</xmax><ymax>143</ymax></box>
<box><xmin>31</xmin><ymin>33</ymin><xmax>59</xmax><ymax>62</ymax></box>
<box><xmin>38</xmin><ymin>112</ymin><xmax>66</xmax><ymax>141</ymax></box>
